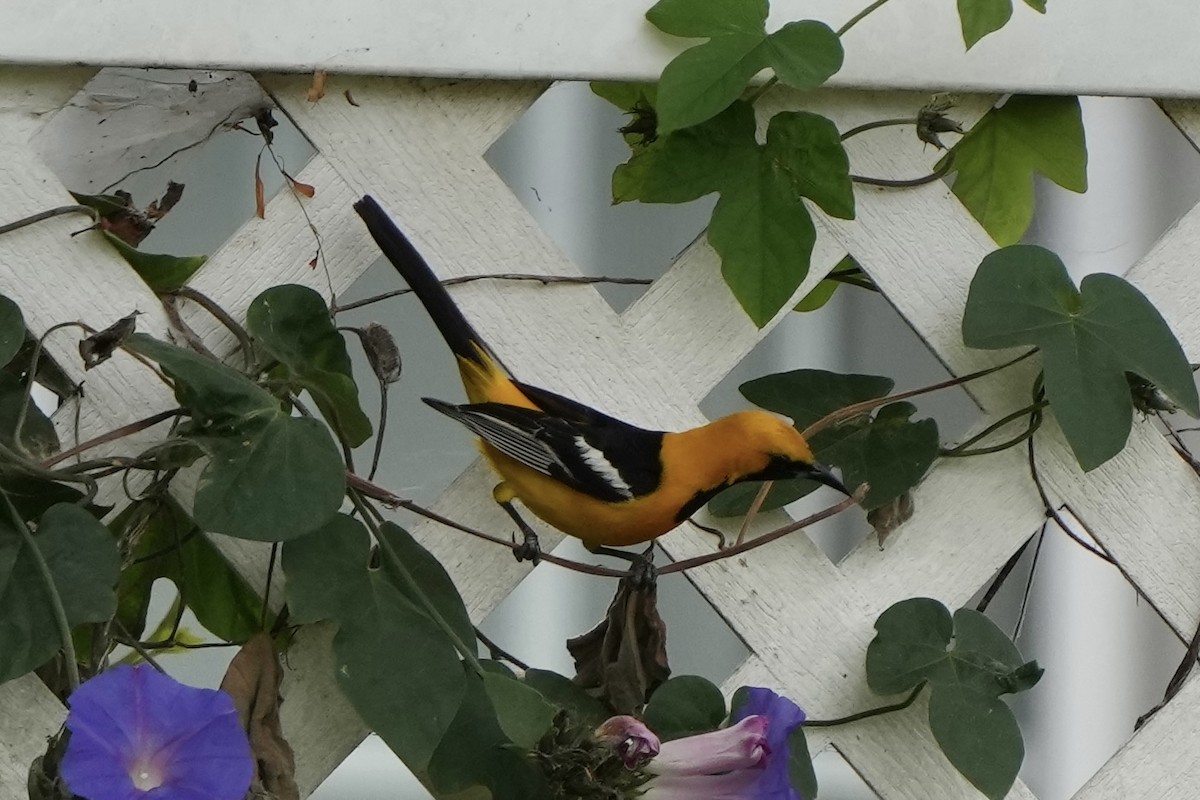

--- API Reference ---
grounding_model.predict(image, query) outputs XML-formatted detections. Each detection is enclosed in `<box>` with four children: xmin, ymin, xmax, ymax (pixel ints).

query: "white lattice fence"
<box><xmin>3</xmin><ymin>45</ymin><xmax>1200</xmax><ymax>800</ymax></box>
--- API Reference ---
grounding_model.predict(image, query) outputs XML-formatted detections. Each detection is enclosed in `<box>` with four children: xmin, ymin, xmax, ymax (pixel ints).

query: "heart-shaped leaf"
<box><xmin>125</xmin><ymin>334</ymin><xmax>345</xmax><ymax>540</ymax></box>
<box><xmin>247</xmin><ymin>285</ymin><xmax>372</xmax><ymax>448</ymax></box>
<box><xmin>643</xmin><ymin>675</ymin><xmax>727</xmax><ymax>741</ymax></box>
<box><xmin>963</xmin><ymin>245</ymin><xmax>1199</xmax><ymax>470</ymax></box>
<box><xmin>0</xmin><ymin>502</ymin><xmax>119</xmax><ymax>683</ymax></box>
<box><xmin>283</xmin><ymin>515</ymin><xmax>467</xmax><ymax>772</ymax></box>
<box><xmin>866</xmin><ymin>598</ymin><xmax>1042</xmax><ymax>800</ymax></box>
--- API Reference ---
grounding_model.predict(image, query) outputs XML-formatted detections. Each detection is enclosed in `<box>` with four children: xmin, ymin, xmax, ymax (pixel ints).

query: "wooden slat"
<box><xmin>5</xmin><ymin>1</ymin><xmax>1200</xmax><ymax>99</ymax></box>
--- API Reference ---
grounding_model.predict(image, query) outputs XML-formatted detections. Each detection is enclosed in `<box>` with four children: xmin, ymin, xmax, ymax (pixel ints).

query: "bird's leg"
<box><xmin>492</xmin><ymin>483</ymin><xmax>541</xmax><ymax>563</ymax></box>
<box><xmin>589</xmin><ymin>542</ymin><xmax>657</xmax><ymax>588</ymax></box>
<box><xmin>496</xmin><ymin>502</ymin><xmax>542</xmax><ymax>564</ymax></box>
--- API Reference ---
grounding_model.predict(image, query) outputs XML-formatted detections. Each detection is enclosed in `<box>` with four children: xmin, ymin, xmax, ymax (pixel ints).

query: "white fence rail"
<box><xmin>3</xmin><ymin>10</ymin><xmax>1200</xmax><ymax>796</ymax></box>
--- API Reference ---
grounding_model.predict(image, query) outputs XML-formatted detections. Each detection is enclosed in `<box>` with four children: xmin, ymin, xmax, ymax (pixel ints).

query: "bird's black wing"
<box><xmin>423</xmin><ymin>396</ymin><xmax>663</xmax><ymax>503</ymax></box>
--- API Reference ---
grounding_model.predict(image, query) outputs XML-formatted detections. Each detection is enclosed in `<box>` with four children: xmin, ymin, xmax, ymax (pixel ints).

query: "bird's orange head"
<box><xmin>707</xmin><ymin>410</ymin><xmax>849</xmax><ymax>494</ymax></box>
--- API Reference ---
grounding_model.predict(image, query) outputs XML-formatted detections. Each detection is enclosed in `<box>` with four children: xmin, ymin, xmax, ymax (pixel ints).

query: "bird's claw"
<box><xmin>512</xmin><ymin>530</ymin><xmax>542</xmax><ymax>564</ymax></box>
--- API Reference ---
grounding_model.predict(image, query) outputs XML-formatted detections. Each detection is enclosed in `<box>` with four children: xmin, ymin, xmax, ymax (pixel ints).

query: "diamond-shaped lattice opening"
<box><xmin>974</xmin><ymin>518</ymin><xmax>1184</xmax><ymax>800</ymax></box>
<box><xmin>485</xmin><ymin>81</ymin><xmax>714</xmax><ymax>312</ymax></box>
<box><xmin>34</xmin><ymin>68</ymin><xmax>315</xmax><ymax>261</ymax></box>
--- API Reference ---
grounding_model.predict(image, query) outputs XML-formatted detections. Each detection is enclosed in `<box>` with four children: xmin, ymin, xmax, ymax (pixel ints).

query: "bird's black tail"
<box><xmin>353</xmin><ymin>195</ymin><xmax>498</xmax><ymax>370</ymax></box>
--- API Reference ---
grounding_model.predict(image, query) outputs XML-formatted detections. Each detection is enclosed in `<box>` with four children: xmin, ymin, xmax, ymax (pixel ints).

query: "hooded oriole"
<box><xmin>354</xmin><ymin>195</ymin><xmax>848</xmax><ymax>562</ymax></box>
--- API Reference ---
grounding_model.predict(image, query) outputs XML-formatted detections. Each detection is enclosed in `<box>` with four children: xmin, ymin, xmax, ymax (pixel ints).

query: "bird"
<box><xmin>353</xmin><ymin>195</ymin><xmax>849</xmax><ymax>564</ymax></box>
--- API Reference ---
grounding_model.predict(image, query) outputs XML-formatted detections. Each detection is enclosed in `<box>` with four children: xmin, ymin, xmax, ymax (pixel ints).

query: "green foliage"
<box><xmin>646</xmin><ymin>0</ymin><xmax>842</xmax><ymax>134</ymax></box>
<box><xmin>523</xmin><ymin>669</ymin><xmax>609</xmax><ymax>726</ymax></box>
<box><xmin>427</xmin><ymin>668</ymin><xmax>553</xmax><ymax>800</ymax></box>
<box><xmin>963</xmin><ymin>245</ymin><xmax>1199</xmax><ymax>470</ymax></box>
<box><xmin>0</xmin><ymin>373</ymin><xmax>59</xmax><ymax>459</ymax></box>
<box><xmin>376</xmin><ymin>521</ymin><xmax>477</xmax><ymax>649</ymax></box>
<box><xmin>710</xmin><ymin>369</ymin><xmax>937</xmax><ymax>513</ymax></box>
<box><xmin>942</xmin><ymin>96</ymin><xmax>1086</xmax><ymax>245</ymax></box>
<box><xmin>957</xmin><ymin>0</ymin><xmax>1047</xmax><ymax>49</ymax></box>
<box><xmin>101</xmin><ymin>232</ymin><xmax>206</xmax><ymax>294</ymax></box>
<box><xmin>124</xmin><ymin>333</ymin><xmax>345</xmax><ymax>540</ymax></box>
<box><xmin>283</xmin><ymin>514</ymin><xmax>468</xmax><ymax>772</ymax></box>
<box><xmin>609</xmin><ymin>100</ymin><xmax>853</xmax><ymax>326</ymax></box>
<box><xmin>866</xmin><ymin>597</ymin><xmax>1042</xmax><ymax>800</ymax></box>
<box><xmin>111</xmin><ymin>498</ymin><xmax>261</xmax><ymax>643</ymax></box>
<box><xmin>643</xmin><ymin>675</ymin><xmax>727</xmax><ymax>740</ymax></box>
<box><xmin>0</xmin><ymin>502</ymin><xmax>120</xmax><ymax>683</ymax></box>
<box><xmin>793</xmin><ymin>255</ymin><xmax>865</xmax><ymax>313</ymax></box>
<box><xmin>481</xmin><ymin>667</ymin><xmax>558</xmax><ymax>749</ymax></box>
<box><xmin>0</xmin><ymin>294</ymin><xmax>23</xmax><ymax>367</ymax></box>
<box><xmin>246</xmin><ymin>285</ymin><xmax>372</xmax><ymax>447</ymax></box>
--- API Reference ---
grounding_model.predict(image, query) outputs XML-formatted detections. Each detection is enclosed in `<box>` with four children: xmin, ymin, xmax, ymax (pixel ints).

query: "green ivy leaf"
<box><xmin>377</xmin><ymin>521</ymin><xmax>477</xmax><ymax>652</ymax></box>
<box><xmin>427</xmin><ymin>668</ymin><xmax>553</xmax><ymax>800</ymax></box>
<box><xmin>655</xmin><ymin>33</ymin><xmax>773</xmax><ymax>135</ymax></box>
<box><xmin>820</xmin><ymin>401</ymin><xmax>939</xmax><ymax>510</ymax></box>
<box><xmin>762</xmin><ymin>21</ymin><xmax>844</xmax><ymax>91</ymax></box>
<box><xmin>929</xmin><ymin>683</ymin><xmax>1024</xmax><ymax>800</ymax></box>
<box><xmin>247</xmin><ymin>285</ymin><xmax>372</xmax><ymax>448</ymax></box>
<box><xmin>646</xmin><ymin>0</ymin><xmax>841</xmax><ymax>134</ymax></box>
<box><xmin>0</xmin><ymin>372</ymin><xmax>59</xmax><ymax>459</ymax></box>
<box><xmin>0</xmin><ymin>295</ymin><xmax>23</xmax><ymax>368</ymax></box>
<box><xmin>957</xmin><ymin>0</ymin><xmax>1013</xmax><ymax>49</ymax></box>
<box><xmin>711</xmin><ymin>158</ymin><xmax>818</xmax><ymax>327</ymax></box>
<box><xmin>522</xmin><ymin>668</ymin><xmax>609</xmax><ymax>726</ymax></box>
<box><xmin>645</xmin><ymin>0</ymin><xmax>767</xmax><ymax>37</ymax></box>
<box><xmin>614</xmin><ymin>102</ymin><xmax>759</xmax><ymax>204</ymax></box>
<box><xmin>0</xmin><ymin>478</ymin><xmax>85</xmax><ymax>523</ymax></box>
<box><xmin>610</xmin><ymin>98</ymin><xmax>850</xmax><ymax>326</ymax></box>
<box><xmin>102</xmin><ymin>232</ymin><xmax>206</xmax><ymax>294</ymax></box>
<box><xmin>942</xmin><ymin>96</ymin><xmax>1087</xmax><ymax>245</ymax></box>
<box><xmin>111</xmin><ymin>498</ymin><xmax>260</xmax><ymax>643</ymax></box>
<box><xmin>283</xmin><ymin>514</ymin><xmax>468</xmax><ymax>773</ymax></box>
<box><xmin>962</xmin><ymin>245</ymin><xmax>1199</xmax><ymax>470</ymax></box>
<box><xmin>482</xmin><ymin>668</ymin><xmax>557</xmax><ymax>749</ymax></box>
<box><xmin>1023</xmin><ymin>0</ymin><xmax>1047</xmax><ymax>11</ymax></box>
<box><xmin>124</xmin><ymin>334</ymin><xmax>345</xmax><ymax>540</ymax></box>
<box><xmin>794</xmin><ymin>255</ymin><xmax>865</xmax><ymax>313</ymax></box>
<box><xmin>794</xmin><ymin>277</ymin><xmax>840</xmax><ymax>312</ymax></box>
<box><xmin>866</xmin><ymin>598</ymin><xmax>1042</xmax><ymax>800</ymax></box>
<box><xmin>643</xmin><ymin>675</ymin><xmax>727</xmax><ymax>740</ymax></box>
<box><xmin>712</xmin><ymin>370</ymin><xmax>932</xmax><ymax>515</ymax></box>
<box><xmin>0</xmin><ymin>502</ymin><xmax>120</xmax><ymax>683</ymax></box>
<box><xmin>765</xmin><ymin>110</ymin><xmax>854</xmax><ymax>220</ymax></box>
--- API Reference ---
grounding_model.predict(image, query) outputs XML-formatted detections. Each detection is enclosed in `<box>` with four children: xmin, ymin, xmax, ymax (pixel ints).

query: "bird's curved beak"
<box><xmin>801</xmin><ymin>461</ymin><xmax>850</xmax><ymax>496</ymax></box>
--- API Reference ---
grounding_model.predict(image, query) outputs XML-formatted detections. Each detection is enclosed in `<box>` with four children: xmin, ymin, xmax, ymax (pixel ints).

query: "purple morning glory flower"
<box><xmin>61</xmin><ymin>664</ymin><xmax>254</xmax><ymax>800</ymax></box>
<box><xmin>601</xmin><ymin>687</ymin><xmax>806</xmax><ymax>800</ymax></box>
<box><xmin>727</xmin><ymin>686</ymin><xmax>808</xmax><ymax>800</ymax></box>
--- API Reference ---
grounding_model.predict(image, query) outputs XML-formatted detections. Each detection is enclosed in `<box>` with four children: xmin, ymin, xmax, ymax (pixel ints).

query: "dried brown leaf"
<box><xmin>286</xmin><ymin>174</ymin><xmax>315</xmax><ymax>198</ymax></box>
<box><xmin>220</xmin><ymin>632</ymin><xmax>299</xmax><ymax>800</ymax></box>
<box><xmin>146</xmin><ymin>181</ymin><xmax>185</xmax><ymax>220</ymax></box>
<box><xmin>254</xmin><ymin>152</ymin><xmax>266</xmax><ymax>219</ymax></box>
<box><xmin>866</xmin><ymin>491</ymin><xmax>915</xmax><ymax>547</ymax></box>
<box><xmin>79</xmin><ymin>311</ymin><xmax>140</xmax><ymax>369</ymax></box>
<box><xmin>306</xmin><ymin>70</ymin><xmax>327</xmax><ymax>102</ymax></box>
<box><xmin>567</xmin><ymin>578</ymin><xmax>669</xmax><ymax>715</ymax></box>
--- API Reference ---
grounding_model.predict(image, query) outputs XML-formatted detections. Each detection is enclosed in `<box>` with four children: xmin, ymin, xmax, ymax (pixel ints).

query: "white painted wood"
<box><xmin>4</xmin><ymin>50</ymin><xmax>1200</xmax><ymax>800</ymax></box>
<box><xmin>3</xmin><ymin>0</ymin><xmax>1199</xmax><ymax>99</ymax></box>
